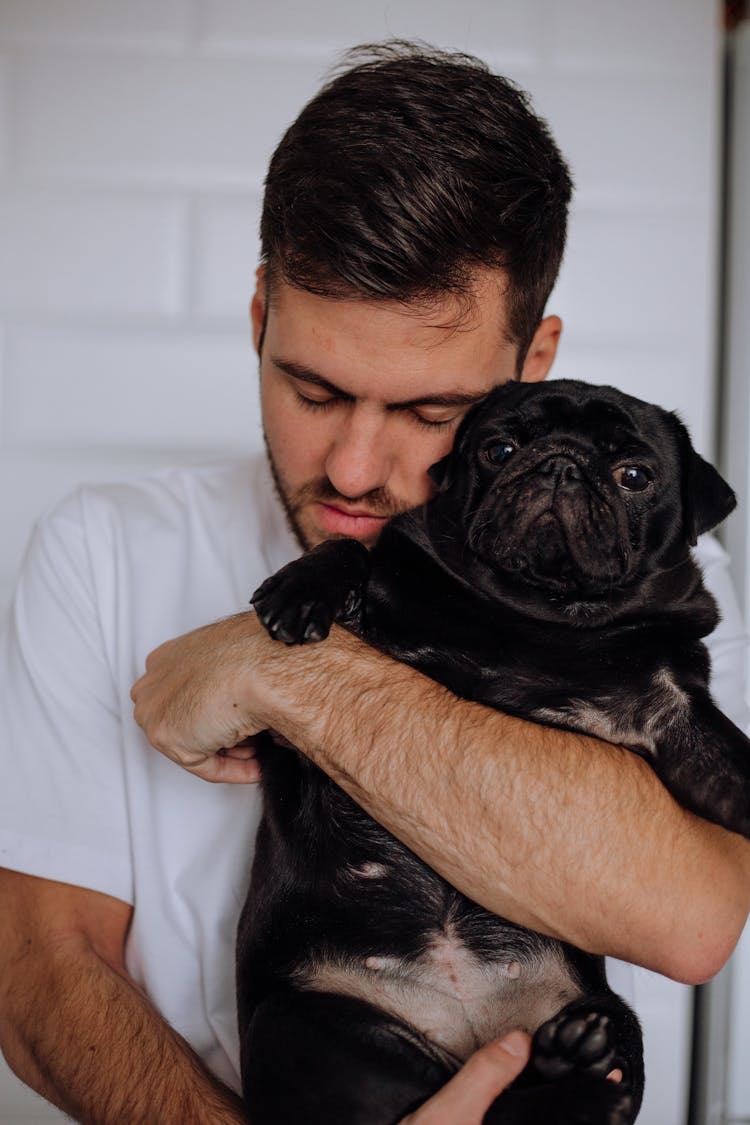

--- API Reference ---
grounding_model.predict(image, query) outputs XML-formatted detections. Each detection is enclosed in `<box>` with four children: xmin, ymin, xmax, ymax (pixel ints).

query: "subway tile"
<box><xmin>531</xmin><ymin>70</ymin><xmax>717</xmax><ymax>208</ymax></box>
<box><xmin>0</xmin><ymin>0</ymin><xmax>189</xmax><ymax>49</ymax></box>
<box><xmin>4</xmin><ymin>327</ymin><xmax>264</xmax><ymax>453</ymax></box>
<box><xmin>549</xmin><ymin>206</ymin><xmax>716</xmax><ymax>350</ymax></box>
<box><xmin>15</xmin><ymin>52</ymin><xmax>327</xmax><ymax>187</ymax></box>
<box><xmin>196</xmin><ymin>0</ymin><xmax>540</xmax><ymax>64</ymax></box>
<box><xmin>0</xmin><ymin>190</ymin><xmax>185</xmax><ymax>317</ymax></box>
<box><xmin>551</xmin><ymin>0</ymin><xmax>714</xmax><ymax>73</ymax></box>
<box><xmin>191</xmin><ymin>194</ymin><xmax>261</xmax><ymax>322</ymax></box>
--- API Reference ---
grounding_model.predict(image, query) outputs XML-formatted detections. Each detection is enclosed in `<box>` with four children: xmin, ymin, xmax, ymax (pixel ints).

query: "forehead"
<box><xmin>522</xmin><ymin>393</ymin><xmax>634</xmax><ymax>435</ymax></box>
<box><xmin>264</xmin><ymin>274</ymin><xmax>520</xmax><ymax>402</ymax></box>
<box><xmin>475</xmin><ymin>385</ymin><xmax>663</xmax><ymax>455</ymax></box>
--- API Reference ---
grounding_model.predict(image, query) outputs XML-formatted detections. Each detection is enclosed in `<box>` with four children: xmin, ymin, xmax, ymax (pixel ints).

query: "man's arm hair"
<box><xmin>265</xmin><ymin>626</ymin><xmax>750</xmax><ymax>983</ymax></box>
<box><xmin>0</xmin><ymin>870</ymin><xmax>248</xmax><ymax>1125</ymax></box>
<box><xmin>134</xmin><ymin>613</ymin><xmax>750</xmax><ymax>985</ymax></box>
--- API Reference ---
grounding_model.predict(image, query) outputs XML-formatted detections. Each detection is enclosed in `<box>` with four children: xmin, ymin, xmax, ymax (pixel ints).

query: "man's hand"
<box><xmin>131</xmin><ymin>612</ymin><xmax>270</xmax><ymax>783</ymax></box>
<box><xmin>400</xmin><ymin>1032</ymin><xmax>531</xmax><ymax>1123</ymax></box>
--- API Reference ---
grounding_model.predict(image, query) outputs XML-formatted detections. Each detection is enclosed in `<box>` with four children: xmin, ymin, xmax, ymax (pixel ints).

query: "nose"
<box><xmin>324</xmin><ymin>409</ymin><xmax>394</xmax><ymax>499</ymax></box>
<box><xmin>536</xmin><ymin>455</ymin><xmax>584</xmax><ymax>488</ymax></box>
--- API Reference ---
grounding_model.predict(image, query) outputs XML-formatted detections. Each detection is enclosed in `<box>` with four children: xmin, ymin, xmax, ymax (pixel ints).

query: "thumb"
<box><xmin>401</xmin><ymin>1031</ymin><xmax>531</xmax><ymax>1123</ymax></box>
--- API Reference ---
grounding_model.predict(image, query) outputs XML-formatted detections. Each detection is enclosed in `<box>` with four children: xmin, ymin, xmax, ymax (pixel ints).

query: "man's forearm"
<box><xmin>133</xmin><ymin>612</ymin><xmax>750</xmax><ymax>983</ymax></box>
<box><xmin>0</xmin><ymin>935</ymin><xmax>247</xmax><ymax>1125</ymax></box>
<box><xmin>253</xmin><ymin>624</ymin><xmax>750</xmax><ymax>981</ymax></box>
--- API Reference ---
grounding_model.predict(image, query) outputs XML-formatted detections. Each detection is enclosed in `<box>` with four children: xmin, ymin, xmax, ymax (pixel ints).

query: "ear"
<box><xmin>427</xmin><ymin>452</ymin><xmax>455</xmax><ymax>492</ymax></box>
<box><xmin>684</xmin><ymin>451</ymin><xmax>736</xmax><ymax>543</ymax></box>
<box><xmin>427</xmin><ymin>393</ymin><xmax>494</xmax><ymax>492</ymax></box>
<box><xmin>429</xmin><ymin>384</ymin><xmax>525</xmax><ymax>493</ymax></box>
<box><xmin>520</xmin><ymin>316</ymin><xmax>562</xmax><ymax>383</ymax></box>
<box><xmin>672</xmin><ymin>415</ymin><xmax>736</xmax><ymax>543</ymax></box>
<box><xmin>250</xmin><ymin>266</ymin><xmax>267</xmax><ymax>354</ymax></box>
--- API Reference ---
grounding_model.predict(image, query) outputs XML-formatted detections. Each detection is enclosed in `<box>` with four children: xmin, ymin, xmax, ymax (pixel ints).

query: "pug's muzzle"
<box><xmin>466</xmin><ymin>441</ymin><xmax>632</xmax><ymax>592</ymax></box>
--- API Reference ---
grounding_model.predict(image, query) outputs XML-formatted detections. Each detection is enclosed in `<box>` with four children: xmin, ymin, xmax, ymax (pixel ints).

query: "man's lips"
<box><xmin>314</xmin><ymin>502</ymin><xmax>390</xmax><ymax>539</ymax></box>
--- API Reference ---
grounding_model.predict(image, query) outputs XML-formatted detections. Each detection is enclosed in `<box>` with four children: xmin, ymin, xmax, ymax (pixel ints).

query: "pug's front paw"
<box><xmin>251</xmin><ymin>540</ymin><xmax>369</xmax><ymax>646</ymax></box>
<box><xmin>251</xmin><ymin>569</ymin><xmax>340</xmax><ymax>645</ymax></box>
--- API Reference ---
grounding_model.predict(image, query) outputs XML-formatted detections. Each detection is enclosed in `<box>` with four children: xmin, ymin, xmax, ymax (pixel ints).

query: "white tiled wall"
<box><xmin>0</xmin><ymin>3</ymin><xmax>724</xmax><ymax>1123</ymax></box>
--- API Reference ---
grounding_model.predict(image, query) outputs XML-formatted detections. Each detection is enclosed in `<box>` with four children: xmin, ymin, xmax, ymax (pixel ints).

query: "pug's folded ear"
<box><xmin>427</xmin><ymin>394</ymin><xmax>497</xmax><ymax>494</ymax></box>
<box><xmin>671</xmin><ymin>414</ymin><xmax>737</xmax><ymax>543</ymax></box>
<box><xmin>427</xmin><ymin>452</ymin><xmax>455</xmax><ymax>492</ymax></box>
<box><xmin>685</xmin><ymin>451</ymin><xmax>737</xmax><ymax>543</ymax></box>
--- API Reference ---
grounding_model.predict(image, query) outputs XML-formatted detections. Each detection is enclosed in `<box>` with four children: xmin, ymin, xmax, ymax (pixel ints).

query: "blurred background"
<box><xmin>0</xmin><ymin>2</ymin><xmax>748</xmax><ymax>1122</ymax></box>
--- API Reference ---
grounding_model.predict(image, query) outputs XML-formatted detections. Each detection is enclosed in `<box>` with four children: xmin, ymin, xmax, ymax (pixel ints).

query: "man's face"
<box><xmin>252</xmin><ymin>270</ymin><xmax>560</xmax><ymax>550</ymax></box>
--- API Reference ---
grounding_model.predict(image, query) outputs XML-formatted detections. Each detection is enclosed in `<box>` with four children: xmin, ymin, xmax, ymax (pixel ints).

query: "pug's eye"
<box><xmin>483</xmin><ymin>441</ymin><xmax>516</xmax><ymax>466</ymax></box>
<box><xmin>614</xmin><ymin>465</ymin><xmax>652</xmax><ymax>492</ymax></box>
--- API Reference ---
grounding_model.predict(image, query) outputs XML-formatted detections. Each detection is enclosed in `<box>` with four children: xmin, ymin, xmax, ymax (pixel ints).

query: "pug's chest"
<box><xmin>361</xmin><ymin>580</ymin><xmax>697</xmax><ymax>750</ymax></box>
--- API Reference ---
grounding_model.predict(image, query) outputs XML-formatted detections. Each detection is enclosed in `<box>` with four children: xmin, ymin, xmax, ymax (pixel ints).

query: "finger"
<box><xmin>401</xmin><ymin>1031</ymin><xmax>531</xmax><ymax>1124</ymax></box>
<box><xmin>221</xmin><ymin>735</ymin><xmax>263</xmax><ymax>760</ymax></box>
<box><xmin>187</xmin><ymin>755</ymin><xmax>262</xmax><ymax>785</ymax></box>
<box><xmin>219</xmin><ymin>746</ymin><xmax>258</xmax><ymax>760</ymax></box>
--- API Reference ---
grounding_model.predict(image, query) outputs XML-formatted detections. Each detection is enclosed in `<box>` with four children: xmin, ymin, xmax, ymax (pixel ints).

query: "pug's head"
<box><xmin>425</xmin><ymin>380</ymin><xmax>735</xmax><ymax>624</ymax></box>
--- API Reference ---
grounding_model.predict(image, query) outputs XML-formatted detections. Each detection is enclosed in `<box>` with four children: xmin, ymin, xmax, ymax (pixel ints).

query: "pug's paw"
<box><xmin>251</xmin><ymin>543</ymin><xmax>367</xmax><ymax>645</ymax></box>
<box><xmin>532</xmin><ymin>1010</ymin><xmax>617</xmax><ymax>1083</ymax></box>
<box><xmin>251</xmin><ymin>571</ymin><xmax>342</xmax><ymax>645</ymax></box>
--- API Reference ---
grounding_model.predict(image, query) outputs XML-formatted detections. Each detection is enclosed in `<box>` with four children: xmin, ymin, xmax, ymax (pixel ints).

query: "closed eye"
<box><xmin>409</xmin><ymin>411</ymin><xmax>463</xmax><ymax>431</ymax></box>
<box><xmin>294</xmin><ymin>389</ymin><xmax>339</xmax><ymax>412</ymax></box>
<box><xmin>294</xmin><ymin>389</ymin><xmax>462</xmax><ymax>430</ymax></box>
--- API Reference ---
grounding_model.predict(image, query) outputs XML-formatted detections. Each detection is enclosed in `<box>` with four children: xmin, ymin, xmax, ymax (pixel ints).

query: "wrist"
<box><xmin>250</xmin><ymin>625</ymin><xmax>371</xmax><ymax>748</ymax></box>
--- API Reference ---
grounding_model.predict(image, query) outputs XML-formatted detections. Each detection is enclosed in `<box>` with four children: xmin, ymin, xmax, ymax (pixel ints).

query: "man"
<box><xmin>1</xmin><ymin>43</ymin><xmax>748</xmax><ymax>1125</ymax></box>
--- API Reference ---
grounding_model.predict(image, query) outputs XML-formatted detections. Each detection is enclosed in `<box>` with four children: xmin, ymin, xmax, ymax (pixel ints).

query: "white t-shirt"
<box><xmin>0</xmin><ymin>453</ymin><xmax>747</xmax><ymax>1092</ymax></box>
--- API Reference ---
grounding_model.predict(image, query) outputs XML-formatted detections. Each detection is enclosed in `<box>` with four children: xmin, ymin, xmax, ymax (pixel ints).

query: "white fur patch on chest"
<box><xmin>295</xmin><ymin>925</ymin><xmax>580</xmax><ymax>1062</ymax></box>
<box><xmin>535</xmin><ymin>665</ymin><xmax>691</xmax><ymax>758</ymax></box>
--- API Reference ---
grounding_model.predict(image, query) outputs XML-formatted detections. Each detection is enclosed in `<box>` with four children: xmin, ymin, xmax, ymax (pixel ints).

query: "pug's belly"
<box><xmin>296</xmin><ymin>929</ymin><xmax>582</xmax><ymax>1062</ymax></box>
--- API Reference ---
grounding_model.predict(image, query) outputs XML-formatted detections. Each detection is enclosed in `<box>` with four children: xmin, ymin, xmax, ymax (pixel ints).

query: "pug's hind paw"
<box><xmin>532</xmin><ymin>1010</ymin><xmax>617</xmax><ymax>1083</ymax></box>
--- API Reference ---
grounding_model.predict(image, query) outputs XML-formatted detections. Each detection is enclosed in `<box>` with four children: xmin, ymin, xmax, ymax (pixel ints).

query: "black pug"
<box><xmin>237</xmin><ymin>378</ymin><xmax>749</xmax><ymax>1125</ymax></box>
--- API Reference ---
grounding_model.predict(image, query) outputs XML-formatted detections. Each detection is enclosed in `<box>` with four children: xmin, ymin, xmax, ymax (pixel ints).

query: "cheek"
<box><xmin>261</xmin><ymin>375</ymin><xmax>326</xmax><ymax>472</ymax></box>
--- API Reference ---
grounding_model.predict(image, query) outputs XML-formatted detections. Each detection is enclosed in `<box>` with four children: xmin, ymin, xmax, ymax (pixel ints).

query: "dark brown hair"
<box><xmin>260</xmin><ymin>41</ymin><xmax>573</xmax><ymax>364</ymax></box>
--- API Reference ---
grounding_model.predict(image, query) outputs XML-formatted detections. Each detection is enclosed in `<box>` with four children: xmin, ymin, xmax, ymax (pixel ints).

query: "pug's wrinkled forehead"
<box><xmin>465</xmin><ymin>379</ymin><xmax>654</xmax><ymax>452</ymax></box>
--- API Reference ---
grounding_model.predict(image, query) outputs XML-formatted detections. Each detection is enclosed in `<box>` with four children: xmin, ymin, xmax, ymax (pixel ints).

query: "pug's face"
<box><xmin>427</xmin><ymin>380</ymin><xmax>735</xmax><ymax>624</ymax></box>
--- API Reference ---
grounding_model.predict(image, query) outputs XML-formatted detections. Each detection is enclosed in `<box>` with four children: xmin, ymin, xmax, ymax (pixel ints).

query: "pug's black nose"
<box><xmin>537</xmin><ymin>456</ymin><xmax>584</xmax><ymax>488</ymax></box>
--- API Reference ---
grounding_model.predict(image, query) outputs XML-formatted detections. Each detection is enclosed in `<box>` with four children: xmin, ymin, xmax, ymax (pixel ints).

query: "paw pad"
<box><xmin>533</xmin><ymin>1010</ymin><xmax>616</xmax><ymax>1082</ymax></box>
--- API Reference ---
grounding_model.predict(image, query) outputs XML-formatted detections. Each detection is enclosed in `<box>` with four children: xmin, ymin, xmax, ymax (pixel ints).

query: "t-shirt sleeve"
<box><xmin>0</xmin><ymin>489</ymin><xmax>133</xmax><ymax>904</ymax></box>
<box><xmin>696</xmin><ymin>533</ymin><xmax>750</xmax><ymax>731</ymax></box>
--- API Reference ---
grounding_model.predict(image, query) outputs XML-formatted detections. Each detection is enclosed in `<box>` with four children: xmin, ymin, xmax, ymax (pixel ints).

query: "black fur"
<box><xmin>238</xmin><ymin>379</ymin><xmax>747</xmax><ymax>1124</ymax></box>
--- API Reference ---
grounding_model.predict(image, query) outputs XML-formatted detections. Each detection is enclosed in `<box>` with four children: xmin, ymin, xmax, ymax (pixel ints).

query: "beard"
<box><xmin>263</xmin><ymin>430</ymin><xmax>411</xmax><ymax>551</ymax></box>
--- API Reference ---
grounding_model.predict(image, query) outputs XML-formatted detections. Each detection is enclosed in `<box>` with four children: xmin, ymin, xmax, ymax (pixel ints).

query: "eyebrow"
<box><xmin>271</xmin><ymin>357</ymin><xmax>489</xmax><ymax>410</ymax></box>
